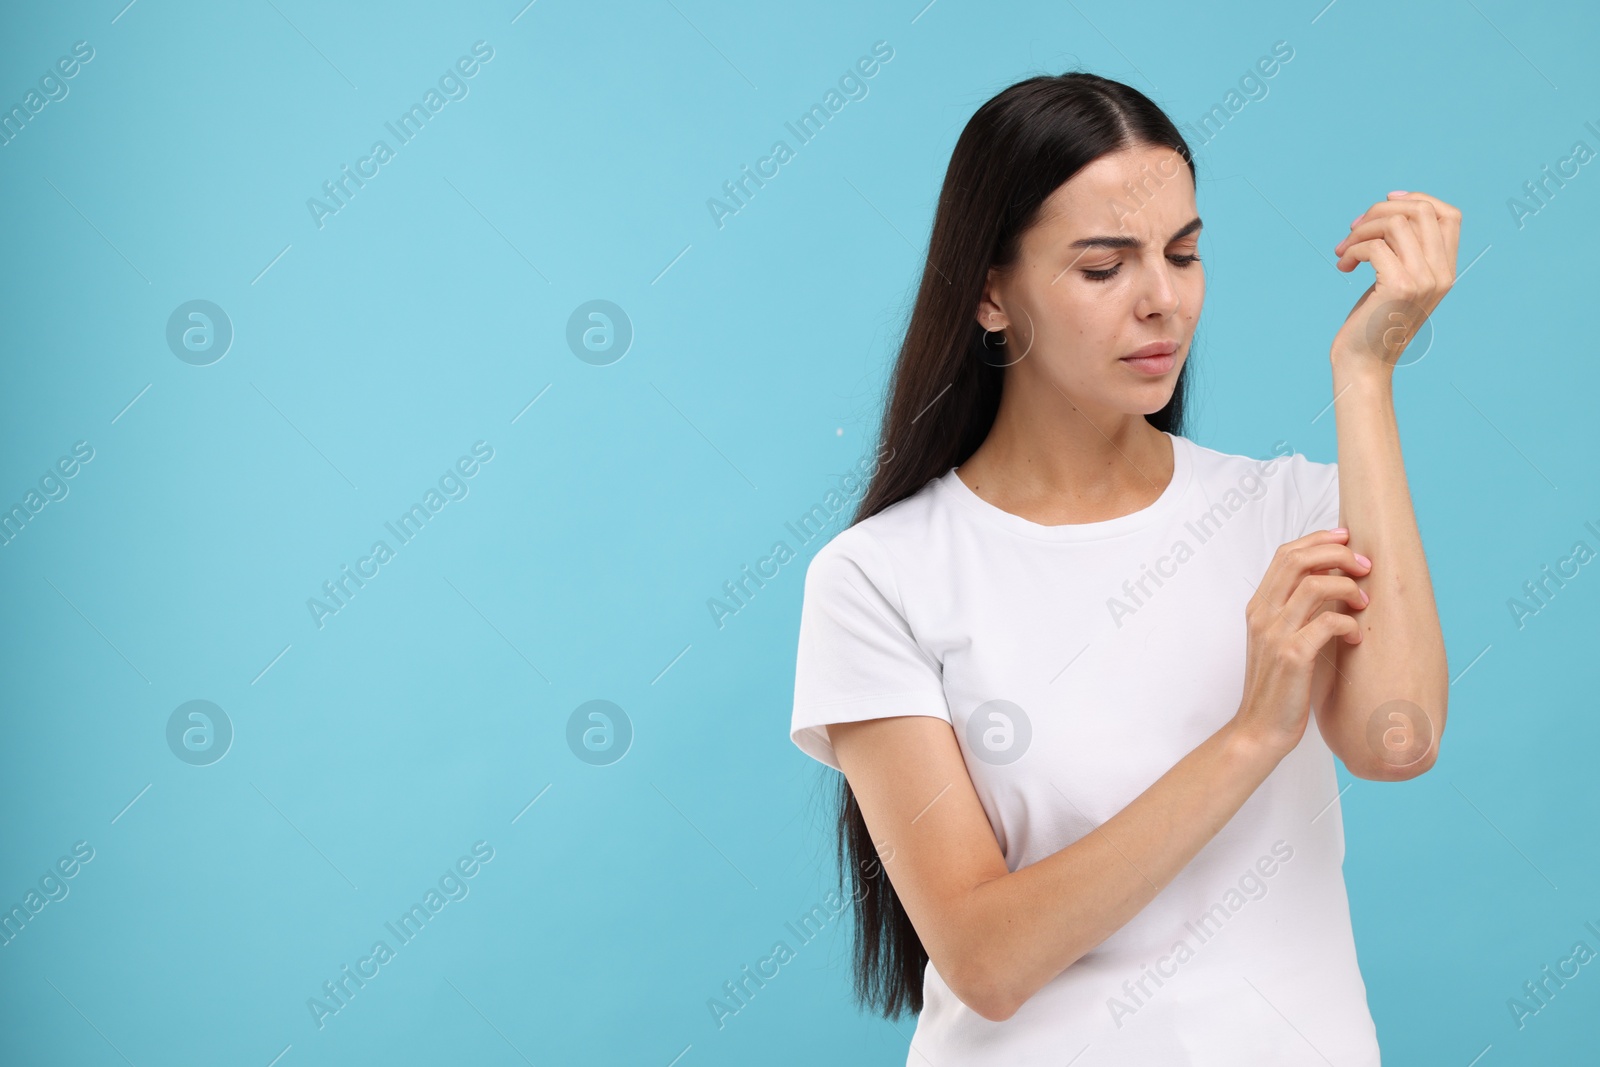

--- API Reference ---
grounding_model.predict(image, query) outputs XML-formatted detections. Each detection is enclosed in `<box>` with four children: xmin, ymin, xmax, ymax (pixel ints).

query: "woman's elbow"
<box><xmin>948</xmin><ymin>945</ymin><xmax>1068</xmax><ymax>1023</ymax></box>
<box><xmin>950</xmin><ymin>967</ymin><xmax>1019</xmax><ymax>1023</ymax></box>
<box><xmin>1353</xmin><ymin>694</ymin><xmax>1447</xmax><ymax>781</ymax></box>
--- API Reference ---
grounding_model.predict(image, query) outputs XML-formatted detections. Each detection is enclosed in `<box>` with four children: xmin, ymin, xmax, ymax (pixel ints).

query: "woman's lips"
<box><xmin>1119</xmin><ymin>351</ymin><xmax>1176</xmax><ymax>375</ymax></box>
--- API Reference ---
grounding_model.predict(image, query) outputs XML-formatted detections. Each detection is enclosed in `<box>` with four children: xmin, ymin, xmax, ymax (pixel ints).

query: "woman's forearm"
<box><xmin>1316</xmin><ymin>359</ymin><xmax>1449</xmax><ymax>778</ymax></box>
<box><xmin>956</xmin><ymin>718</ymin><xmax>1287</xmax><ymax>1022</ymax></box>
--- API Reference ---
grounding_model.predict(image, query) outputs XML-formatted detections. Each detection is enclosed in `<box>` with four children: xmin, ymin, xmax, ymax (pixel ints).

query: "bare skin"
<box><xmin>828</xmin><ymin>145</ymin><xmax>1447</xmax><ymax>1022</ymax></box>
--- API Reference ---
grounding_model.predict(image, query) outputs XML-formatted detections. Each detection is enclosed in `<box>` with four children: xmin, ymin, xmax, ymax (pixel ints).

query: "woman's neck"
<box><xmin>955</xmin><ymin>418</ymin><xmax>1174</xmax><ymax>526</ymax></box>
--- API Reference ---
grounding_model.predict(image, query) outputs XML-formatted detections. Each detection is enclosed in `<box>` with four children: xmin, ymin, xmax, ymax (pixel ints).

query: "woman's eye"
<box><xmin>1082</xmin><ymin>253</ymin><xmax>1202</xmax><ymax>283</ymax></box>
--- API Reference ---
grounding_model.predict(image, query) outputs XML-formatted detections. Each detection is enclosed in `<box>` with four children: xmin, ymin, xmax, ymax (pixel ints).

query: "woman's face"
<box><xmin>977</xmin><ymin>144</ymin><xmax>1204</xmax><ymax>419</ymax></box>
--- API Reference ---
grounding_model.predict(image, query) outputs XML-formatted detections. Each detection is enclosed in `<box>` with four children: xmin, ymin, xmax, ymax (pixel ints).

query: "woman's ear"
<box><xmin>975</xmin><ymin>268</ymin><xmax>1008</xmax><ymax>332</ymax></box>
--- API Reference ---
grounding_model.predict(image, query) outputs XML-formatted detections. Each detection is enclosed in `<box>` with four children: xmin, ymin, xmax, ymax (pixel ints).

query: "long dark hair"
<box><xmin>833</xmin><ymin>71</ymin><xmax>1198</xmax><ymax>1019</ymax></box>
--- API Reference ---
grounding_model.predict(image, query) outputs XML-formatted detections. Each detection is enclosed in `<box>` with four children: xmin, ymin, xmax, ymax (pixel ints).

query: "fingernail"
<box><xmin>1351</xmin><ymin>215</ymin><xmax>1364</xmax><ymax>228</ymax></box>
<box><xmin>1332</xmin><ymin>527</ymin><xmax>1348</xmax><ymax>535</ymax></box>
<box><xmin>1355</xmin><ymin>553</ymin><xmax>1372</xmax><ymax>568</ymax></box>
<box><xmin>1388</xmin><ymin>190</ymin><xmax>1409</xmax><ymax>198</ymax></box>
<box><xmin>1360</xmin><ymin>589</ymin><xmax>1369</xmax><ymax>604</ymax></box>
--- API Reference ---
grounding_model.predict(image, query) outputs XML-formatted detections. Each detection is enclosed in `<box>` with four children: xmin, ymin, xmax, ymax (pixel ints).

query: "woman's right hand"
<box><xmin>1232</xmin><ymin>528</ymin><xmax>1372</xmax><ymax>755</ymax></box>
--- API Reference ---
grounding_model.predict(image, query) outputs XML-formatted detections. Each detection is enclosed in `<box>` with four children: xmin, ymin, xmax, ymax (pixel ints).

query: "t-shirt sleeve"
<box><xmin>789</xmin><ymin>527</ymin><xmax>951</xmax><ymax>772</ymax></box>
<box><xmin>1290</xmin><ymin>454</ymin><xmax>1341</xmax><ymax>539</ymax></box>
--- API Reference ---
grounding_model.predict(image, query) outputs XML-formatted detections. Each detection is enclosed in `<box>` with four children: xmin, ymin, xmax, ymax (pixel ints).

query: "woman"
<box><xmin>788</xmin><ymin>71</ymin><xmax>1452</xmax><ymax>1065</ymax></box>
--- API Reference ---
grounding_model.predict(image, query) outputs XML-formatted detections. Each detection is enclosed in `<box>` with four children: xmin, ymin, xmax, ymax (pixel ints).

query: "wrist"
<box><xmin>1222</xmin><ymin>716</ymin><xmax>1297</xmax><ymax>769</ymax></box>
<box><xmin>1330</xmin><ymin>356</ymin><xmax>1397</xmax><ymax>403</ymax></box>
<box><xmin>1329</xmin><ymin>346</ymin><xmax>1397</xmax><ymax>386</ymax></box>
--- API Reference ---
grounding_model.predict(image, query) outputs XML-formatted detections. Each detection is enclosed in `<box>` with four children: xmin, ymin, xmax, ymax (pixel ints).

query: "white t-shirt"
<box><xmin>789</xmin><ymin>432</ymin><xmax>1381</xmax><ymax>1066</ymax></box>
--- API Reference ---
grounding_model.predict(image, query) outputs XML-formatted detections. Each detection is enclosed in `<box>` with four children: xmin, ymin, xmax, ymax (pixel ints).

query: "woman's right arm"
<box><xmin>830</xmin><ymin>709</ymin><xmax>1285</xmax><ymax>1022</ymax></box>
<box><xmin>827</xmin><ymin>528</ymin><xmax>1369</xmax><ymax>1023</ymax></box>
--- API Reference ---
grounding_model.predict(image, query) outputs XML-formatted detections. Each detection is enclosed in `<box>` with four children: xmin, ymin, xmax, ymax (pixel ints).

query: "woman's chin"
<box><xmin>1117</xmin><ymin>382</ymin><xmax>1178</xmax><ymax>416</ymax></box>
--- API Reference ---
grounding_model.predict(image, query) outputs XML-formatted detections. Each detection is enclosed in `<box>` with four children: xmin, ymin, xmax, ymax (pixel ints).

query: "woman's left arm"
<box><xmin>1309</xmin><ymin>190</ymin><xmax>1460</xmax><ymax>781</ymax></box>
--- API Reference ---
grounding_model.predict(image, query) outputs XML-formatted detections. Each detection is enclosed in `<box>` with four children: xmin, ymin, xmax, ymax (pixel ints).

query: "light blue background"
<box><xmin>1</xmin><ymin>0</ymin><xmax>1596</xmax><ymax>1063</ymax></box>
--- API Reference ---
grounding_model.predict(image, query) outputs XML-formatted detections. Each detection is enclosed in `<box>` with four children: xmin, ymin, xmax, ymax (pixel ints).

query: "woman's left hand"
<box><xmin>1330</xmin><ymin>190</ymin><xmax>1461</xmax><ymax>370</ymax></box>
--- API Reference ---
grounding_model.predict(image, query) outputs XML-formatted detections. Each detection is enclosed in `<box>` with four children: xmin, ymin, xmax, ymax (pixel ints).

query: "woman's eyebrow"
<box><xmin>1068</xmin><ymin>216</ymin><xmax>1203</xmax><ymax>251</ymax></box>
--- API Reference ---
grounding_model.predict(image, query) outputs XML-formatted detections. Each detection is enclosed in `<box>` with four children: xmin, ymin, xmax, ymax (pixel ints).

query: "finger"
<box><xmin>1383</xmin><ymin>191</ymin><xmax>1461</xmax><ymax>268</ymax></box>
<box><xmin>1285</xmin><ymin>527</ymin><xmax>1353</xmax><ymax>551</ymax></box>
<box><xmin>1256</xmin><ymin>532</ymin><xmax>1362</xmax><ymax>608</ymax></box>
<box><xmin>1337</xmin><ymin>213</ymin><xmax>1424</xmax><ymax>284</ymax></box>
<box><xmin>1286</xmin><ymin>573</ymin><xmax>1367</xmax><ymax>626</ymax></box>
<box><xmin>1286</xmin><ymin>531</ymin><xmax>1361</xmax><ymax>571</ymax></box>
<box><xmin>1397</xmin><ymin>199</ymin><xmax>1451</xmax><ymax>285</ymax></box>
<box><xmin>1257</xmin><ymin>545</ymin><xmax>1371</xmax><ymax>620</ymax></box>
<box><xmin>1345</xmin><ymin>198</ymin><xmax>1399</xmax><ymax>237</ymax></box>
<box><xmin>1285</xmin><ymin>538</ymin><xmax>1372</xmax><ymax>574</ymax></box>
<box><xmin>1342</xmin><ymin>197</ymin><xmax>1430</xmax><ymax>237</ymax></box>
<box><xmin>1338</xmin><ymin>205</ymin><xmax>1392</xmax><ymax>253</ymax></box>
<box><xmin>1304</xmin><ymin>609</ymin><xmax>1362</xmax><ymax>649</ymax></box>
<box><xmin>1381</xmin><ymin>213</ymin><xmax>1436</xmax><ymax>293</ymax></box>
<box><xmin>1345</xmin><ymin>201</ymin><xmax>1447</xmax><ymax>287</ymax></box>
<box><xmin>1335</xmin><ymin>232</ymin><xmax>1408</xmax><ymax>290</ymax></box>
